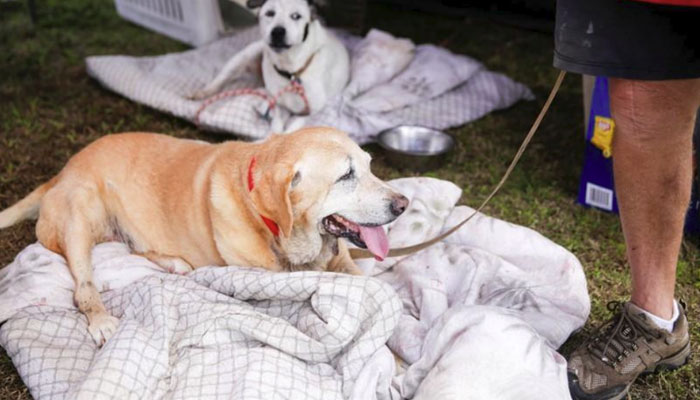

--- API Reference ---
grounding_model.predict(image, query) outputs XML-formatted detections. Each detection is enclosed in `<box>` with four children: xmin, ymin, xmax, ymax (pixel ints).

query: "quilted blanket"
<box><xmin>0</xmin><ymin>178</ymin><xmax>589</xmax><ymax>399</ymax></box>
<box><xmin>85</xmin><ymin>28</ymin><xmax>534</xmax><ymax>143</ymax></box>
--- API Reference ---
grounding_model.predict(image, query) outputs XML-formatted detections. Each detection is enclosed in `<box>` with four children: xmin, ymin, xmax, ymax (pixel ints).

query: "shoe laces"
<box><xmin>586</xmin><ymin>301</ymin><xmax>662</xmax><ymax>367</ymax></box>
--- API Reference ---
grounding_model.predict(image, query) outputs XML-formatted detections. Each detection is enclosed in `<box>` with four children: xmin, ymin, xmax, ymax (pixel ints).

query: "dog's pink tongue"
<box><xmin>358</xmin><ymin>225</ymin><xmax>389</xmax><ymax>261</ymax></box>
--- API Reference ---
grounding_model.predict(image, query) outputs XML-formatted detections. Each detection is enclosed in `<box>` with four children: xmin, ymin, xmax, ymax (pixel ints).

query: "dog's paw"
<box><xmin>87</xmin><ymin>313</ymin><xmax>119</xmax><ymax>346</ymax></box>
<box><xmin>161</xmin><ymin>257</ymin><xmax>194</xmax><ymax>275</ymax></box>
<box><xmin>144</xmin><ymin>253</ymin><xmax>194</xmax><ymax>275</ymax></box>
<box><xmin>342</xmin><ymin>264</ymin><xmax>364</xmax><ymax>276</ymax></box>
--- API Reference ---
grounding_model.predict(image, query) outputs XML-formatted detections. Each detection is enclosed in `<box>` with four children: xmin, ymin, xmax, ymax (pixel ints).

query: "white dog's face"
<box><xmin>254</xmin><ymin>0</ymin><xmax>313</xmax><ymax>52</ymax></box>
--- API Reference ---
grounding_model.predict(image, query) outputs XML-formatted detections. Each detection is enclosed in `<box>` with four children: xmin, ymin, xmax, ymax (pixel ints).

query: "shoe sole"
<box><xmin>616</xmin><ymin>343</ymin><xmax>691</xmax><ymax>400</ymax></box>
<box><xmin>570</xmin><ymin>342</ymin><xmax>691</xmax><ymax>400</ymax></box>
<box><xmin>640</xmin><ymin>341</ymin><xmax>691</xmax><ymax>377</ymax></box>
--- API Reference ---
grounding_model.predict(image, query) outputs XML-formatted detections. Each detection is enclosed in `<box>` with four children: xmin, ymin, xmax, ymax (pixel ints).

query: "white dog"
<box><xmin>192</xmin><ymin>0</ymin><xmax>350</xmax><ymax>129</ymax></box>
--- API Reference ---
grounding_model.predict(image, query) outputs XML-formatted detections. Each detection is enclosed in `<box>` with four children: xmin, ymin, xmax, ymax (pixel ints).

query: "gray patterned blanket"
<box><xmin>85</xmin><ymin>28</ymin><xmax>533</xmax><ymax>143</ymax></box>
<box><xmin>0</xmin><ymin>178</ymin><xmax>588</xmax><ymax>399</ymax></box>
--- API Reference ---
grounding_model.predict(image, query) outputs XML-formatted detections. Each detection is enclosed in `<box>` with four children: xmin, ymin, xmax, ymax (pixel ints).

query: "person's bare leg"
<box><xmin>610</xmin><ymin>78</ymin><xmax>700</xmax><ymax>319</ymax></box>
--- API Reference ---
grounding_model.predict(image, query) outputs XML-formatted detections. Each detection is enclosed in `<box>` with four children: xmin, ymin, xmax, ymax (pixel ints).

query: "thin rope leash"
<box><xmin>350</xmin><ymin>70</ymin><xmax>568</xmax><ymax>260</ymax></box>
<box><xmin>193</xmin><ymin>79</ymin><xmax>311</xmax><ymax>125</ymax></box>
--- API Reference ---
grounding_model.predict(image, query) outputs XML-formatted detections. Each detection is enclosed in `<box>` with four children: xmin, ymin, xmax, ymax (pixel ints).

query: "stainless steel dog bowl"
<box><xmin>377</xmin><ymin>126</ymin><xmax>455</xmax><ymax>171</ymax></box>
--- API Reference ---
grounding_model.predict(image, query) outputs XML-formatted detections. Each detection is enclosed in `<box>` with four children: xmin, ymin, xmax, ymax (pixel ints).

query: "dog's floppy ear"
<box><xmin>248</xmin><ymin>160</ymin><xmax>296</xmax><ymax>238</ymax></box>
<box><xmin>246</xmin><ymin>0</ymin><xmax>266</xmax><ymax>9</ymax></box>
<box><xmin>307</xmin><ymin>0</ymin><xmax>322</xmax><ymax>20</ymax></box>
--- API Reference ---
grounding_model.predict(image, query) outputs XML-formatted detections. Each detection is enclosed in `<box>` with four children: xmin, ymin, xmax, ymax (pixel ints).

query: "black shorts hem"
<box><xmin>553</xmin><ymin>52</ymin><xmax>700</xmax><ymax>81</ymax></box>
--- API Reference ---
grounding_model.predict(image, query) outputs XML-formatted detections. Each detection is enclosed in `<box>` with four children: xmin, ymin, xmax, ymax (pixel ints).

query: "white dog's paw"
<box><xmin>266</xmin><ymin>107</ymin><xmax>286</xmax><ymax>132</ymax></box>
<box><xmin>284</xmin><ymin>117</ymin><xmax>308</xmax><ymax>133</ymax></box>
<box><xmin>87</xmin><ymin>313</ymin><xmax>119</xmax><ymax>346</ymax></box>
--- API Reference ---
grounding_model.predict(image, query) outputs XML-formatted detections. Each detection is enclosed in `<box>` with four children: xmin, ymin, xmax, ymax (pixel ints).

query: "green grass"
<box><xmin>1</xmin><ymin>1</ymin><xmax>699</xmax><ymax>399</ymax></box>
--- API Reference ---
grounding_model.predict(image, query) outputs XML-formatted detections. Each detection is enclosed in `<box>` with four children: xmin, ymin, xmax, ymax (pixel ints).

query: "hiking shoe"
<box><xmin>568</xmin><ymin>301</ymin><xmax>691</xmax><ymax>400</ymax></box>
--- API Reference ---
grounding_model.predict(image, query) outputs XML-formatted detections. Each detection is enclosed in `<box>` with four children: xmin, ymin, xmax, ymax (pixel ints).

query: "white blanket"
<box><xmin>85</xmin><ymin>28</ymin><xmax>534</xmax><ymax>143</ymax></box>
<box><xmin>0</xmin><ymin>178</ymin><xmax>589</xmax><ymax>399</ymax></box>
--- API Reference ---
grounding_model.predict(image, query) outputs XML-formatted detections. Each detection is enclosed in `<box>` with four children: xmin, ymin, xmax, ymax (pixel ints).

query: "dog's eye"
<box><xmin>336</xmin><ymin>167</ymin><xmax>354</xmax><ymax>183</ymax></box>
<box><xmin>290</xmin><ymin>12</ymin><xmax>301</xmax><ymax>20</ymax></box>
<box><xmin>265</xmin><ymin>9</ymin><xmax>275</xmax><ymax>17</ymax></box>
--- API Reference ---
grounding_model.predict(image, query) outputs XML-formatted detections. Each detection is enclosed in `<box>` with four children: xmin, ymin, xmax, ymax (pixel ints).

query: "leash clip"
<box><xmin>258</xmin><ymin>107</ymin><xmax>273</xmax><ymax>122</ymax></box>
<box><xmin>257</xmin><ymin>98</ymin><xmax>277</xmax><ymax>122</ymax></box>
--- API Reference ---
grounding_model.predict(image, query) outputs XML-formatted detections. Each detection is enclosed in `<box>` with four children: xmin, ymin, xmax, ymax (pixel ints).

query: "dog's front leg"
<box><xmin>269</xmin><ymin>106</ymin><xmax>286</xmax><ymax>133</ymax></box>
<box><xmin>189</xmin><ymin>41</ymin><xmax>265</xmax><ymax>100</ymax></box>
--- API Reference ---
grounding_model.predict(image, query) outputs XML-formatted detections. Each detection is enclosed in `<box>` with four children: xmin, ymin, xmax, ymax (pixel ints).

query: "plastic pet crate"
<box><xmin>115</xmin><ymin>0</ymin><xmax>226</xmax><ymax>46</ymax></box>
<box><xmin>115</xmin><ymin>0</ymin><xmax>366</xmax><ymax>46</ymax></box>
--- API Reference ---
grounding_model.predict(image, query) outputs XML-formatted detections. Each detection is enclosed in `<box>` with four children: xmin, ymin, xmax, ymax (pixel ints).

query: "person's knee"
<box><xmin>609</xmin><ymin>78</ymin><xmax>700</xmax><ymax>144</ymax></box>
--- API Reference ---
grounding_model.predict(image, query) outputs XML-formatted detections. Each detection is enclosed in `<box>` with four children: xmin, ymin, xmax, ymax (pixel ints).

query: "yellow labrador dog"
<box><xmin>0</xmin><ymin>127</ymin><xmax>408</xmax><ymax>345</ymax></box>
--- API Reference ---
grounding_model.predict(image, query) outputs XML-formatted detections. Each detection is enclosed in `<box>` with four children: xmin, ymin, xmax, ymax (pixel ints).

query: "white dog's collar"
<box><xmin>273</xmin><ymin>51</ymin><xmax>318</xmax><ymax>82</ymax></box>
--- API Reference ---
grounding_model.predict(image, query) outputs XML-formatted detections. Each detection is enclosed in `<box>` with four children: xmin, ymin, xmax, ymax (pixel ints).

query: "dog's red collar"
<box><xmin>247</xmin><ymin>157</ymin><xmax>280</xmax><ymax>237</ymax></box>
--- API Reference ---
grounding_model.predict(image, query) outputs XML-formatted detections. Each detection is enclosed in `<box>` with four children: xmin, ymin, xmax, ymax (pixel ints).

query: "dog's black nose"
<box><xmin>390</xmin><ymin>195</ymin><xmax>409</xmax><ymax>216</ymax></box>
<box><xmin>271</xmin><ymin>26</ymin><xmax>286</xmax><ymax>41</ymax></box>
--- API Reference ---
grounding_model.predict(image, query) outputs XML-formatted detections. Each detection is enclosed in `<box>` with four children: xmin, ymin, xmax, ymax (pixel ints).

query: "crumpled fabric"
<box><xmin>85</xmin><ymin>27</ymin><xmax>533</xmax><ymax>143</ymax></box>
<box><xmin>0</xmin><ymin>178</ymin><xmax>587</xmax><ymax>399</ymax></box>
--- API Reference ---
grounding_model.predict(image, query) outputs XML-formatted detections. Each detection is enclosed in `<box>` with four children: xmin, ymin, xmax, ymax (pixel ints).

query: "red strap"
<box><xmin>247</xmin><ymin>157</ymin><xmax>257</xmax><ymax>192</ymax></box>
<box><xmin>247</xmin><ymin>157</ymin><xmax>280</xmax><ymax>237</ymax></box>
<box><xmin>261</xmin><ymin>214</ymin><xmax>280</xmax><ymax>237</ymax></box>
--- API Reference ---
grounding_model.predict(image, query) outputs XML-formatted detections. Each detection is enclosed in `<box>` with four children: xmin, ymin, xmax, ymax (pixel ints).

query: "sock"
<box><xmin>640</xmin><ymin>299</ymin><xmax>679</xmax><ymax>333</ymax></box>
